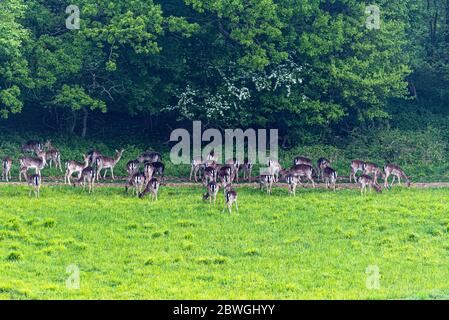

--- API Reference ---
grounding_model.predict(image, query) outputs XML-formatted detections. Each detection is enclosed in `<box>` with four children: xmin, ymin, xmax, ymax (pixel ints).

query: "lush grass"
<box><xmin>0</xmin><ymin>184</ymin><xmax>448</xmax><ymax>300</ymax></box>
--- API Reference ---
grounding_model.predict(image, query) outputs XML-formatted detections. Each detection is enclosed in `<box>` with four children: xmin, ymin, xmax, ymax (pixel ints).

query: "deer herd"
<box><xmin>1</xmin><ymin>140</ymin><xmax>412</xmax><ymax>212</ymax></box>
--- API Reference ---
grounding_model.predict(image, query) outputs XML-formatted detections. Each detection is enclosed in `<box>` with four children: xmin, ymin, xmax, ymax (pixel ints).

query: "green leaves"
<box><xmin>53</xmin><ymin>85</ymin><xmax>106</xmax><ymax>113</ymax></box>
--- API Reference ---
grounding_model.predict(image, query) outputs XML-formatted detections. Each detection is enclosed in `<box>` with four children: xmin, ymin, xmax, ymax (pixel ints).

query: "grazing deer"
<box><xmin>203</xmin><ymin>181</ymin><xmax>220</xmax><ymax>205</ymax></box>
<box><xmin>44</xmin><ymin>140</ymin><xmax>62</xmax><ymax>171</ymax></box>
<box><xmin>139</xmin><ymin>178</ymin><xmax>160</xmax><ymax>201</ymax></box>
<box><xmin>259</xmin><ymin>174</ymin><xmax>275</xmax><ymax>195</ymax></box>
<box><xmin>73</xmin><ymin>166</ymin><xmax>96</xmax><ymax>193</ymax></box>
<box><xmin>137</xmin><ymin>151</ymin><xmax>162</xmax><ymax>163</ymax></box>
<box><xmin>290</xmin><ymin>164</ymin><xmax>315</xmax><ymax>188</ymax></box>
<box><xmin>286</xmin><ymin>173</ymin><xmax>300</xmax><ymax>196</ymax></box>
<box><xmin>225</xmin><ymin>158</ymin><xmax>241</xmax><ymax>182</ymax></box>
<box><xmin>358</xmin><ymin>174</ymin><xmax>382</xmax><ymax>195</ymax></box>
<box><xmin>126</xmin><ymin>159</ymin><xmax>140</xmax><ymax>177</ymax></box>
<box><xmin>222</xmin><ymin>184</ymin><xmax>238</xmax><ymax>213</ymax></box>
<box><xmin>202</xmin><ymin>166</ymin><xmax>217</xmax><ymax>187</ymax></box>
<box><xmin>145</xmin><ymin>161</ymin><xmax>165</xmax><ymax>183</ymax></box>
<box><xmin>87</xmin><ymin>149</ymin><xmax>103</xmax><ymax>166</ymax></box>
<box><xmin>2</xmin><ymin>156</ymin><xmax>12</xmax><ymax>182</ymax></box>
<box><xmin>64</xmin><ymin>154</ymin><xmax>90</xmax><ymax>184</ymax></box>
<box><xmin>242</xmin><ymin>158</ymin><xmax>253</xmax><ymax>182</ymax></box>
<box><xmin>384</xmin><ymin>164</ymin><xmax>411</xmax><ymax>188</ymax></box>
<box><xmin>317</xmin><ymin>158</ymin><xmax>330</xmax><ymax>182</ymax></box>
<box><xmin>267</xmin><ymin>158</ymin><xmax>282</xmax><ymax>182</ymax></box>
<box><xmin>349</xmin><ymin>160</ymin><xmax>366</xmax><ymax>183</ymax></box>
<box><xmin>26</xmin><ymin>173</ymin><xmax>42</xmax><ymax>198</ymax></box>
<box><xmin>323</xmin><ymin>167</ymin><xmax>337</xmax><ymax>191</ymax></box>
<box><xmin>294</xmin><ymin>156</ymin><xmax>312</xmax><ymax>166</ymax></box>
<box><xmin>96</xmin><ymin>149</ymin><xmax>124</xmax><ymax>180</ymax></box>
<box><xmin>19</xmin><ymin>151</ymin><xmax>47</xmax><ymax>182</ymax></box>
<box><xmin>22</xmin><ymin>140</ymin><xmax>43</xmax><ymax>154</ymax></box>
<box><xmin>125</xmin><ymin>172</ymin><xmax>146</xmax><ymax>196</ymax></box>
<box><xmin>363</xmin><ymin>162</ymin><xmax>385</xmax><ymax>184</ymax></box>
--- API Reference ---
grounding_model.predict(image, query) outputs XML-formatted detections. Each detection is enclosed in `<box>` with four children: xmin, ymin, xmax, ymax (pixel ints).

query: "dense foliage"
<box><xmin>0</xmin><ymin>0</ymin><xmax>448</xmax><ymax>146</ymax></box>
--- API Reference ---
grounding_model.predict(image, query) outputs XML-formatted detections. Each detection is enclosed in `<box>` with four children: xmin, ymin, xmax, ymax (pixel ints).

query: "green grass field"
<box><xmin>0</xmin><ymin>185</ymin><xmax>448</xmax><ymax>300</ymax></box>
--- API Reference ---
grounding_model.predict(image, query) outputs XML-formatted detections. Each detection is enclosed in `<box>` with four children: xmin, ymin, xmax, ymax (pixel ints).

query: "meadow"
<box><xmin>0</xmin><ymin>184</ymin><xmax>448</xmax><ymax>300</ymax></box>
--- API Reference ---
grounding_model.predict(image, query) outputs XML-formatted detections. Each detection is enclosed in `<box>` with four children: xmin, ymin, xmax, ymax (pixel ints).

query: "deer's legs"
<box><xmin>390</xmin><ymin>176</ymin><xmax>396</xmax><ymax>187</ymax></box>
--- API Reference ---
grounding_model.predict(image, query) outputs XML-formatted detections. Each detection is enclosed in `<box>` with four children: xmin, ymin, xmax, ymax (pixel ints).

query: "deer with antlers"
<box><xmin>96</xmin><ymin>149</ymin><xmax>124</xmax><ymax>180</ymax></box>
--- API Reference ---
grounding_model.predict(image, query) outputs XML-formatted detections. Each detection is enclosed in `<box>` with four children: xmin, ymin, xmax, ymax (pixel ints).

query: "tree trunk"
<box><xmin>82</xmin><ymin>108</ymin><xmax>88</xmax><ymax>138</ymax></box>
<box><xmin>71</xmin><ymin>110</ymin><xmax>77</xmax><ymax>134</ymax></box>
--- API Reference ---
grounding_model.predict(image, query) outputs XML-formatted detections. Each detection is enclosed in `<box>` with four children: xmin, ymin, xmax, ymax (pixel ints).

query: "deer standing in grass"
<box><xmin>125</xmin><ymin>172</ymin><xmax>146</xmax><ymax>197</ymax></box>
<box><xmin>290</xmin><ymin>164</ymin><xmax>316</xmax><ymax>188</ymax></box>
<box><xmin>223</xmin><ymin>184</ymin><xmax>238</xmax><ymax>213</ymax></box>
<box><xmin>64</xmin><ymin>154</ymin><xmax>90</xmax><ymax>184</ymax></box>
<box><xmin>286</xmin><ymin>173</ymin><xmax>300</xmax><ymax>196</ymax></box>
<box><xmin>242</xmin><ymin>158</ymin><xmax>253</xmax><ymax>182</ymax></box>
<box><xmin>225</xmin><ymin>158</ymin><xmax>241</xmax><ymax>182</ymax></box>
<box><xmin>317</xmin><ymin>158</ymin><xmax>330</xmax><ymax>182</ymax></box>
<box><xmin>217</xmin><ymin>165</ymin><xmax>232</xmax><ymax>192</ymax></box>
<box><xmin>26</xmin><ymin>172</ymin><xmax>42</xmax><ymax>198</ymax></box>
<box><xmin>96</xmin><ymin>149</ymin><xmax>124</xmax><ymax>180</ymax></box>
<box><xmin>126</xmin><ymin>159</ymin><xmax>140</xmax><ymax>177</ymax></box>
<box><xmin>203</xmin><ymin>181</ymin><xmax>220</xmax><ymax>205</ymax></box>
<box><xmin>73</xmin><ymin>167</ymin><xmax>96</xmax><ymax>193</ymax></box>
<box><xmin>87</xmin><ymin>149</ymin><xmax>103</xmax><ymax>166</ymax></box>
<box><xmin>44</xmin><ymin>140</ymin><xmax>62</xmax><ymax>171</ymax></box>
<box><xmin>2</xmin><ymin>157</ymin><xmax>12</xmax><ymax>182</ymax></box>
<box><xmin>267</xmin><ymin>158</ymin><xmax>282</xmax><ymax>182</ymax></box>
<box><xmin>384</xmin><ymin>164</ymin><xmax>411</xmax><ymax>188</ymax></box>
<box><xmin>202</xmin><ymin>166</ymin><xmax>217</xmax><ymax>187</ymax></box>
<box><xmin>323</xmin><ymin>167</ymin><xmax>337</xmax><ymax>191</ymax></box>
<box><xmin>260</xmin><ymin>174</ymin><xmax>275</xmax><ymax>195</ymax></box>
<box><xmin>349</xmin><ymin>160</ymin><xmax>366</xmax><ymax>183</ymax></box>
<box><xmin>19</xmin><ymin>151</ymin><xmax>47</xmax><ymax>182</ymax></box>
<box><xmin>358</xmin><ymin>174</ymin><xmax>382</xmax><ymax>196</ymax></box>
<box><xmin>145</xmin><ymin>161</ymin><xmax>165</xmax><ymax>183</ymax></box>
<box><xmin>139</xmin><ymin>178</ymin><xmax>160</xmax><ymax>201</ymax></box>
<box><xmin>363</xmin><ymin>162</ymin><xmax>385</xmax><ymax>184</ymax></box>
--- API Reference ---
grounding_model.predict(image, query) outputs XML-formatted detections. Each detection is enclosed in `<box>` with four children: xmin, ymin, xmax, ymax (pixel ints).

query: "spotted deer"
<box><xmin>323</xmin><ymin>166</ymin><xmax>337</xmax><ymax>191</ymax></box>
<box><xmin>203</xmin><ymin>181</ymin><xmax>220</xmax><ymax>205</ymax></box>
<box><xmin>22</xmin><ymin>140</ymin><xmax>43</xmax><ymax>154</ymax></box>
<box><xmin>145</xmin><ymin>161</ymin><xmax>164</xmax><ymax>183</ymax></box>
<box><xmin>202</xmin><ymin>166</ymin><xmax>217</xmax><ymax>187</ymax></box>
<box><xmin>137</xmin><ymin>151</ymin><xmax>161</xmax><ymax>163</ymax></box>
<box><xmin>64</xmin><ymin>154</ymin><xmax>90</xmax><ymax>184</ymax></box>
<box><xmin>87</xmin><ymin>149</ymin><xmax>103</xmax><ymax>166</ymax></box>
<box><xmin>363</xmin><ymin>162</ymin><xmax>385</xmax><ymax>184</ymax></box>
<box><xmin>384</xmin><ymin>164</ymin><xmax>411</xmax><ymax>188</ymax></box>
<box><xmin>225</xmin><ymin>158</ymin><xmax>241</xmax><ymax>182</ymax></box>
<box><xmin>126</xmin><ymin>159</ymin><xmax>140</xmax><ymax>177</ymax></box>
<box><xmin>286</xmin><ymin>173</ymin><xmax>300</xmax><ymax>196</ymax></box>
<box><xmin>73</xmin><ymin>166</ymin><xmax>96</xmax><ymax>193</ymax></box>
<box><xmin>267</xmin><ymin>158</ymin><xmax>282</xmax><ymax>182</ymax></box>
<box><xmin>349</xmin><ymin>160</ymin><xmax>366</xmax><ymax>183</ymax></box>
<box><xmin>317</xmin><ymin>158</ymin><xmax>330</xmax><ymax>182</ymax></box>
<box><xmin>222</xmin><ymin>184</ymin><xmax>238</xmax><ymax>213</ymax></box>
<box><xmin>190</xmin><ymin>157</ymin><xmax>203</xmax><ymax>182</ymax></box>
<box><xmin>26</xmin><ymin>172</ymin><xmax>42</xmax><ymax>198</ymax></box>
<box><xmin>242</xmin><ymin>158</ymin><xmax>253</xmax><ymax>182</ymax></box>
<box><xmin>44</xmin><ymin>140</ymin><xmax>62</xmax><ymax>171</ymax></box>
<box><xmin>125</xmin><ymin>172</ymin><xmax>146</xmax><ymax>196</ymax></box>
<box><xmin>290</xmin><ymin>164</ymin><xmax>315</xmax><ymax>188</ymax></box>
<box><xmin>19</xmin><ymin>151</ymin><xmax>47</xmax><ymax>181</ymax></box>
<box><xmin>139</xmin><ymin>178</ymin><xmax>160</xmax><ymax>201</ymax></box>
<box><xmin>294</xmin><ymin>156</ymin><xmax>312</xmax><ymax>166</ymax></box>
<box><xmin>358</xmin><ymin>174</ymin><xmax>382</xmax><ymax>195</ymax></box>
<box><xmin>259</xmin><ymin>174</ymin><xmax>275</xmax><ymax>195</ymax></box>
<box><xmin>96</xmin><ymin>149</ymin><xmax>124</xmax><ymax>180</ymax></box>
<box><xmin>217</xmin><ymin>165</ymin><xmax>232</xmax><ymax>191</ymax></box>
<box><xmin>2</xmin><ymin>157</ymin><xmax>12</xmax><ymax>182</ymax></box>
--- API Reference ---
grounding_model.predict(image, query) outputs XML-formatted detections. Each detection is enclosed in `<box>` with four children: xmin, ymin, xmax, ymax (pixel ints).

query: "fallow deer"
<box><xmin>217</xmin><ymin>165</ymin><xmax>232</xmax><ymax>191</ymax></box>
<box><xmin>22</xmin><ymin>140</ymin><xmax>43</xmax><ymax>154</ymax></box>
<box><xmin>73</xmin><ymin>166</ymin><xmax>96</xmax><ymax>193</ymax></box>
<box><xmin>323</xmin><ymin>166</ymin><xmax>337</xmax><ymax>191</ymax></box>
<box><xmin>294</xmin><ymin>156</ymin><xmax>312</xmax><ymax>166</ymax></box>
<box><xmin>145</xmin><ymin>161</ymin><xmax>165</xmax><ymax>183</ymax></box>
<box><xmin>222</xmin><ymin>184</ymin><xmax>238</xmax><ymax>213</ymax></box>
<box><xmin>363</xmin><ymin>162</ymin><xmax>385</xmax><ymax>184</ymax></box>
<box><xmin>207</xmin><ymin>150</ymin><xmax>219</xmax><ymax>162</ymax></box>
<box><xmin>285</xmin><ymin>173</ymin><xmax>300</xmax><ymax>196</ymax></box>
<box><xmin>2</xmin><ymin>156</ymin><xmax>12</xmax><ymax>182</ymax></box>
<box><xmin>202</xmin><ymin>166</ymin><xmax>217</xmax><ymax>187</ymax></box>
<box><xmin>19</xmin><ymin>151</ymin><xmax>47</xmax><ymax>182</ymax></box>
<box><xmin>125</xmin><ymin>172</ymin><xmax>146</xmax><ymax>196</ymax></box>
<box><xmin>225</xmin><ymin>158</ymin><xmax>241</xmax><ymax>182</ymax></box>
<box><xmin>137</xmin><ymin>151</ymin><xmax>162</xmax><ymax>163</ymax></box>
<box><xmin>242</xmin><ymin>158</ymin><xmax>253</xmax><ymax>182</ymax></box>
<box><xmin>267</xmin><ymin>158</ymin><xmax>282</xmax><ymax>182</ymax></box>
<box><xmin>259</xmin><ymin>174</ymin><xmax>275</xmax><ymax>195</ymax></box>
<box><xmin>44</xmin><ymin>140</ymin><xmax>62</xmax><ymax>171</ymax></box>
<box><xmin>190</xmin><ymin>157</ymin><xmax>203</xmax><ymax>182</ymax></box>
<box><xmin>139</xmin><ymin>178</ymin><xmax>160</xmax><ymax>201</ymax></box>
<box><xmin>384</xmin><ymin>164</ymin><xmax>411</xmax><ymax>188</ymax></box>
<box><xmin>317</xmin><ymin>158</ymin><xmax>330</xmax><ymax>182</ymax></box>
<box><xmin>126</xmin><ymin>159</ymin><xmax>140</xmax><ymax>177</ymax></box>
<box><xmin>203</xmin><ymin>181</ymin><xmax>220</xmax><ymax>206</ymax></box>
<box><xmin>26</xmin><ymin>172</ymin><xmax>42</xmax><ymax>198</ymax></box>
<box><xmin>96</xmin><ymin>149</ymin><xmax>124</xmax><ymax>180</ymax></box>
<box><xmin>290</xmin><ymin>164</ymin><xmax>315</xmax><ymax>188</ymax></box>
<box><xmin>87</xmin><ymin>149</ymin><xmax>103</xmax><ymax>166</ymax></box>
<box><xmin>64</xmin><ymin>154</ymin><xmax>90</xmax><ymax>184</ymax></box>
<box><xmin>358</xmin><ymin>174</ymin><xmax>382</xmax><ymax>196</ymax></box>
<box><xmin>350</xmin><ymin>160</ymin><xmax>366</xmax><ymax>183</ymax></box>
